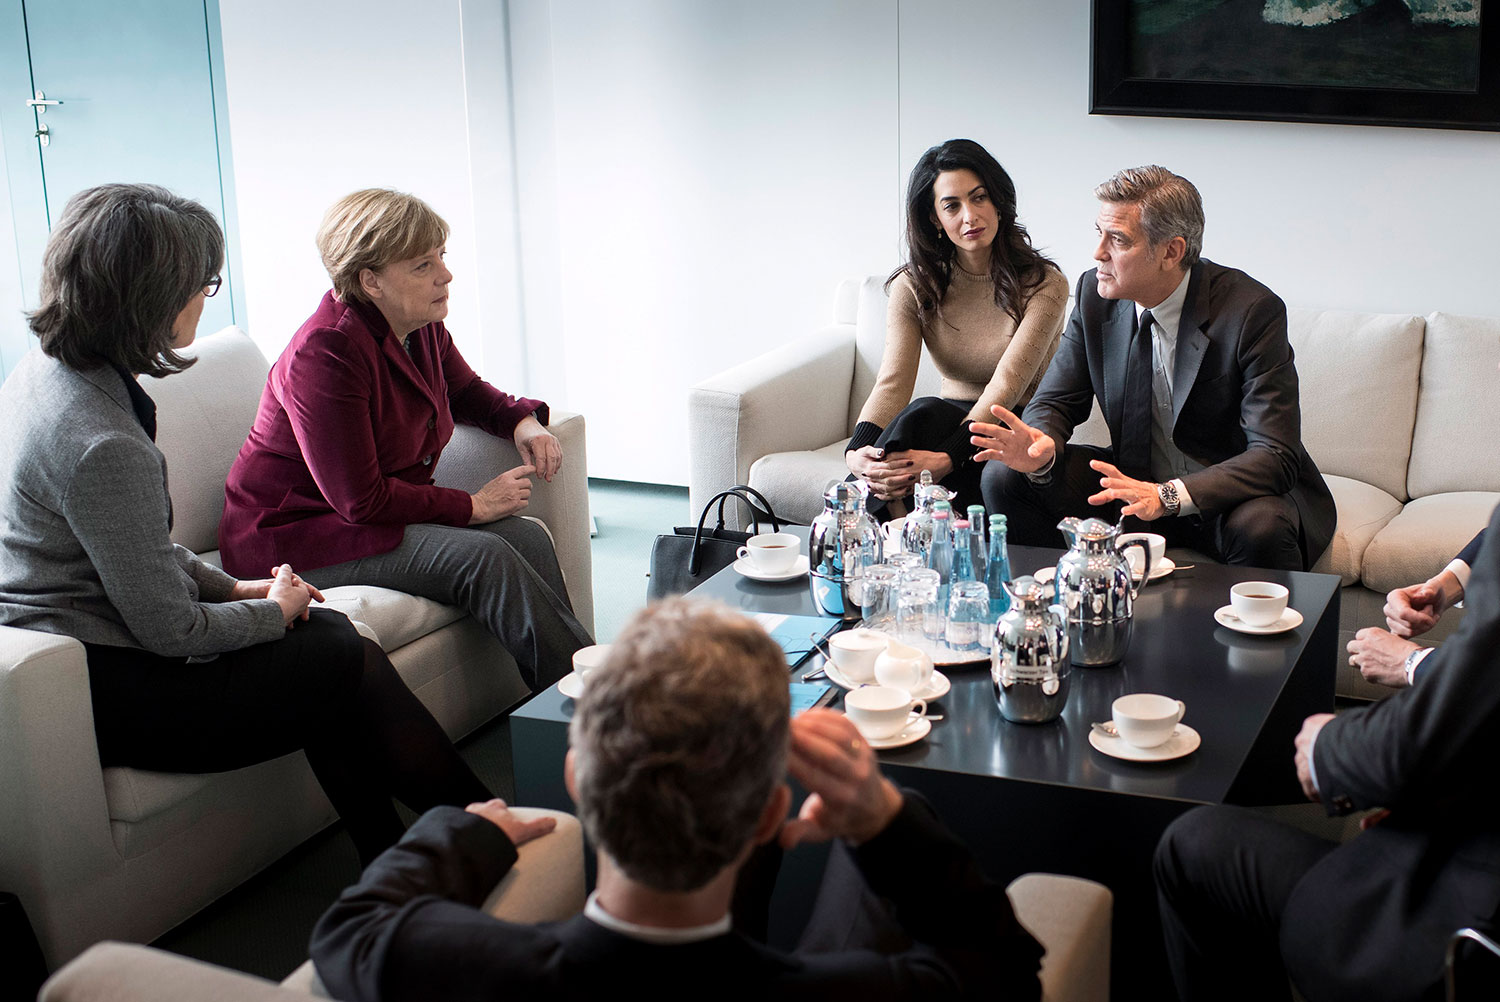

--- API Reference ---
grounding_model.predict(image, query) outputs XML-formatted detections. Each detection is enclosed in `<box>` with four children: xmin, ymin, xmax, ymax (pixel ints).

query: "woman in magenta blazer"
<box><xmin>220</xmin><ymin>189</ymin><xmax>591</xmax><ymax>692</ymax></box>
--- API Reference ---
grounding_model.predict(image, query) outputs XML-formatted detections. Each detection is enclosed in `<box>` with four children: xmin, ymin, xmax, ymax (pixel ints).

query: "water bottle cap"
<box><xmin>953</xmin><ymin>519</ymin><xmax>969</xmax><ymax>529</ymax></box>
<box><xmin>933</xmin><ymin>509</ymin><xmax>950</xmax><ymax>520</ymax></box>
<box><xmin>989</xmin><ymin>514</ymin><xmax>1007</xmax><ymax>527</ymax></box>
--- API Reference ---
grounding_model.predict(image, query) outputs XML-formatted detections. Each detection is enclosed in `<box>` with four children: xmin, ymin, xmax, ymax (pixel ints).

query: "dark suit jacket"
<box><xmin>310</xmin><ymin>800</ymin><xmax>1043</xmax><ymax>1002</ymax></box>
<box><xmin>1022</xmin><ymin>260</ymin><xmax>1335</xmax><ymax>567</ymax></box>
<box><xmin>1284</xmin><ymin>513</ymin><xmax>1500</xmax><ymax>1000</ymax></box>
<box><xmin>218</xmin><ymin>293</ymin><xmax>544</xmax><ymax>577</ymax></box>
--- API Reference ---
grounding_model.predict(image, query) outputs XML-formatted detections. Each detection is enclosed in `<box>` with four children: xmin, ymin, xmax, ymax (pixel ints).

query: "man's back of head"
<box><xmin>568</xmin><ymin>598</ymin><xmax>790</xmax><ymax>892</ymax></box>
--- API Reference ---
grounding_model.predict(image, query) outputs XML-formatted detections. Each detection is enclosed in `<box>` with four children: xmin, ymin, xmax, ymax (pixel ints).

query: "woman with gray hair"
<box><xmin>0</xmin><ymin>184</ymin><xmax>492</xmax><ymax>865</ymax></box>
<box><xmin>219</xmin><ymin>188</ymin><xmax>590</xmax><ymax>693</ymax></box>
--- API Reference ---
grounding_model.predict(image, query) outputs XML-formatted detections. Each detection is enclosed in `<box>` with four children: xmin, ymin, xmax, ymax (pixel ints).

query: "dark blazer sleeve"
<box><xmin>840</xmin><ymin>791</ymin><xmax>1044</xmax><ymax>1000</ymax></box>
<box><xmin>1458</xmin><ymin>529</ymin><xmax>1486</xmax><ymax>569</ymax></box>
<box><xmin>1021</xmin><ymin>272</ymin><xmax>1098</xmax><ymax>461</ymax></box>
<box><xmin>311</xmin><ymin>807</ymin><xmax>551</xmax><ymax>1002</ymax></box>
<box><xmin>1178</xmin><ymin>287</ymin><xmax>1305</xmax><ymax>515</ymax></box>
<box><xmin>1314</xmin><ymin>507</ymin><xmax>1500</xmax><ymax>814</ymax></box>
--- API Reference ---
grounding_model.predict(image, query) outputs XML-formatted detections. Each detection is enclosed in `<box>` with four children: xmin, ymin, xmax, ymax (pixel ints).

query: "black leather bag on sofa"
<box><xmin>647</xmin><ymin>485</ymin><xmax>791</xmax><ymax>601</ymax></box>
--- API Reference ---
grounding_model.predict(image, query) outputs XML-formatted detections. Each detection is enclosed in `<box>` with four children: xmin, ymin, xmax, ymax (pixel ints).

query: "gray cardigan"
<box><xmin>0</xmin><ymin>350</ymin><xmax>285</xmax><ymax>657</ymax></box>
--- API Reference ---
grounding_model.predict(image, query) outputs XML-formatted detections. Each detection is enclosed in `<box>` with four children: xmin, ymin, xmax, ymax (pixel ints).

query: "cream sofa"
<box><xmin>689</xmin><ymin>277</ymin><xmax>1500</xmax><ymax>700</ymax></box>
<box><xmin>0</xmin><ymin>327</ymin><xmax>595</xmax><ymax>970</ymax></box>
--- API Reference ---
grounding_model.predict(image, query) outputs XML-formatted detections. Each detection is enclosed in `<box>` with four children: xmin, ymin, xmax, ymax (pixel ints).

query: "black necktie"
<box><xmin>1118</xmin><ymin>309</ymin><xmax>1155</xmax><ymax>478</ymax></box>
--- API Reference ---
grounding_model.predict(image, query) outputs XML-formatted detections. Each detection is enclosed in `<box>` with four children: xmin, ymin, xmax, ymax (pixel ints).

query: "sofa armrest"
<box><xmin>689</xmin><ymin>327</ymin><xmax>856</xmax><ymax>529</ymax></box>
<box><xmin>0</xmin><ymin>628</ymin><xmax>121</xmax><ymax>964</ymax></box>
<box><xmin>434</xmin><ymin>412</ymin><xmax>594</xmax><ymax>634</ymax></box>
<box><xmin>42</xmin><ymin>943</ymin><xmax>302</xmax><ymax>1002</ymax></box>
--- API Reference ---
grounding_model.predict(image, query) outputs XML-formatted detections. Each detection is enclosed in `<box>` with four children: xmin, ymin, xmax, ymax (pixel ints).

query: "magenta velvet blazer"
<box><xmin>218</xmin><ymin>292</ymin><xmax>546</xmax><ymax>577</ymax></box>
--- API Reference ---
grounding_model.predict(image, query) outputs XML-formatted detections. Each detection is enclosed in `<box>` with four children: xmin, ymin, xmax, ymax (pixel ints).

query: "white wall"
<box><xmin>217</xmin><ymin>0</ymin><xmax>488</xmax><ymax>370</ymax></box>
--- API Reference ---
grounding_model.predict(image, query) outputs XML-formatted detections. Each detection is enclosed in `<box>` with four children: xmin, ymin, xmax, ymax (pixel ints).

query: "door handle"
<box><xmin>34</xmin><ymin>122</ymin><xmax>49</xmax><ymax>147</ymax></box>
<box><xmin>26</xmin><ymin>90</ymin><xmax>62</xmax><ymax>114</ymax></box>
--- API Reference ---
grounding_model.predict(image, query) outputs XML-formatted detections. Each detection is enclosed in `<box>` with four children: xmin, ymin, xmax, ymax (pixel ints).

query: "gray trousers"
<box><xmin>304</xmin><ymin>517</ymin><xmax>593</xmax><ymax>692</ymax></box>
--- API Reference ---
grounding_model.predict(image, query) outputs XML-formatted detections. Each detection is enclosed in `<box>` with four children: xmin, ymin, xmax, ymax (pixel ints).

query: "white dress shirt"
<box><xmin>583</xmin><ymin>891</ymin><xmax>732</xmax><ymax>944</ymax></box>
<box><xmin>1134</xmin><ymin>270</ymin><xmax>1199</xmax><ymax>515</ymax></box>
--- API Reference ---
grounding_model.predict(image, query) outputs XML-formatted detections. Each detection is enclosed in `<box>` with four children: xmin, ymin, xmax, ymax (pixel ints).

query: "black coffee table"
<box><xmin>512</xmin><ymin>543</ymin><xmax>1339</xmax><ymax>994</ymax></box>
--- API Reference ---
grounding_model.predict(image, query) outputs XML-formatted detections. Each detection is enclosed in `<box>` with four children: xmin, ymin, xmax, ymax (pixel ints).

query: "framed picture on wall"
<box><xmin>1091</xmin><ymin>0</ymin><xmax>1500</xmax><ymax>132</ymax></box>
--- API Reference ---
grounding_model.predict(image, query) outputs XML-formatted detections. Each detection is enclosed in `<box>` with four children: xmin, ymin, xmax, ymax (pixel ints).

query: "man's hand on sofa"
<box><xmin>1347</xmin><ymin>628</ymin><xmax>1420</xmax><ymax>688</ymax></box>
<box><xmin>1384</xmin><ymin>570</ymin><xmax>1463</xmax><ymax>638</ymax></box>
<box><xmin>465</xmin><ymin>798</ymin><xmax>557</xmax><ymax>847</ymax></box>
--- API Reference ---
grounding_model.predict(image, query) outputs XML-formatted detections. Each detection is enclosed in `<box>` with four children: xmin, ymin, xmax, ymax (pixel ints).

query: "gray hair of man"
<box><xmin>29</xmin><ymin>183</ymin><xmax>224</xmax><ymax>378</ymax></box>
<box><xmin>1094</xmin><ymin>165</ymin><xmax>1204</xmax><ymax>268</ymax></box>
<box><xmin>568</xmin><ymin>598</ymin><xmax>791</xmax><ymax>892</ymax></box>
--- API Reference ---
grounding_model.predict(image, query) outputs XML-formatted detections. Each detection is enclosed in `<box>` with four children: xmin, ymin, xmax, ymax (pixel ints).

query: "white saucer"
<box><xmin>733</xmin><ymin>554</ymin><xmax>810</xmax><ymax>582</ymax></box>
<box><xmin>861</xmin><ymin>715</ymin><xmax>933</xmax><ymax>750</ymax></box>
<box><xmin>821</xmin><ymin>661</ymin><xmax>951</xmax><ymax>701</ymax></box>
<box><xmin>1089</xmin><ymin>723</ymin><xmax>1201</xmax><ymax>762</ymax></box>
<box><xmin>1134</xmin><ymin>556</ymin><xmax>1176</xmax><ymax>582</ymax></box>
<box><xmin>558</xmin><ymin>672</ymin><xmax>585</xmax><ymax>699</ymax></box>
<box><xmin>1032</xmin><ymin>566</ymin><xmax>1057</xmax><ymax>585</ymax></box>
<box><xmin>1213</xmin><ymin>605</ymin><xmax>1304</xmax><ymax>635</ymax></box>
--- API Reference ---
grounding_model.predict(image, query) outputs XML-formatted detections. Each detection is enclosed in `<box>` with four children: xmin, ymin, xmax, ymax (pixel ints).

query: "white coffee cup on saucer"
<box><xmin>572</xmin><ymin>644</ymin><xmax>612</xmax><ymax>683</ymax></box>
<box><xmin>1230</xmin><ymin>581</ymin><xmax>1289</xmax><ymax>627</ymax></box>
<box><xmin>736</xmin><ymin>532</ymin><xmax>800</xmax><ymax>574</ymax></box>
<box><xmin>828</xmin><ymin>629</ymin><xmax>887</xmax><ymax>683</ymax></box>
<box><xmin>872</xmin><ymin>640</ymin><xmax>934</xmax><ymax>693</ymax></box>
<box><xmin>1112</xmin><ymin>693</ymin><xmax>1186</xmax><ymax>749</ymax></box>
<box><xmin>1119</xmin><ymin>532</ymin><xmax>1166</xmax><ymax>577</ymax></box>
<box><xmin>845</xmin><ymin>686</ymin><xmax>928</xmax><ymax>740</ymax></box>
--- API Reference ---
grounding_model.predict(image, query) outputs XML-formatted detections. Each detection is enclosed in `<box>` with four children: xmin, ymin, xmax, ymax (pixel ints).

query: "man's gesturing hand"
<box><xmin>970</xmin><ymin>404</ymin><xmax>1055</xmax><ymax>474</ymax></box>
<box><xmin>780</xmin><ymin>709</ymin><xmax>904</xmax><ymax>849</ymax></box>
<box><xmin>1086</xmin><ymin>460</ymin><xmax>1166</xmax><ymax>520</ymax></box>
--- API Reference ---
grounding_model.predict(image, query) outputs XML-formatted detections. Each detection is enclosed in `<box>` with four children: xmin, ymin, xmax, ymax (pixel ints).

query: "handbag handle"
<box><xmin>688</xmin><ymin>485</ymin><xmax>785</xmax><ymax>575</ymax></box>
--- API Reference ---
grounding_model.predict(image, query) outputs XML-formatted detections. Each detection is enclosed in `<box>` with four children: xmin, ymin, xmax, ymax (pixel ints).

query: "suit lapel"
<box><xmin>1171</xmin><ymin>262</ymin><xmax>1210</xmax><ymax>428</ymax></box>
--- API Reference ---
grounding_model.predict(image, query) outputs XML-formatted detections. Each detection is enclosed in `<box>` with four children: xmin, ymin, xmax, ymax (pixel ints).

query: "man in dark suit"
<box><xmin>309</xmin><ymin>598</ymin><xmax>1043</xmax><ymax>1001</ymax></box>
<box><xmin>1347</xmin><ymin>528</ymin><xmax>1486</xmax><ymax>687</ymax></box>
<box><xmin>1154</xmin><ymin>511</ymin><xmax>1500</xmax><ymax>1001</ymax></box>
<box><xmin>973</xmin><ymin>166</ymin><xmax>1334</xmax><ymax>571</ymax></box>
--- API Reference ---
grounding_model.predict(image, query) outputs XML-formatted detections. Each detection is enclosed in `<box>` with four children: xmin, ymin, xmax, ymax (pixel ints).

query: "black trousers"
<box><xmin>85</xmin><ymin>610</ymin><xmax>491</xmax><ymax>865</ymax></box>
<box><xmin>861</xmin><ymin>397</ymin><xmax>982</xmax><ymax>520</ymax></box>
<box><xmin>1154</xmin><ymin>806</ymin><xmax>1337</xmax><ymax>1002</ymax></box>
<box><xmin>980</xmin><ymin>443</ymin><xmax>1309</xmax><ymax>571</ymax></box>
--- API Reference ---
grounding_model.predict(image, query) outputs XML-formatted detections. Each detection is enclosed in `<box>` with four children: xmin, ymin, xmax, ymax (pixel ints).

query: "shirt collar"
<box><xmin>1134</xmin><ymin>268</ymin><xmax>1193</xmax><ymax>341</ymax></box>
<box><xmin>583</xmin><ymin>891</ymin><xmax>732</xmax><ymax>944</ymax></box>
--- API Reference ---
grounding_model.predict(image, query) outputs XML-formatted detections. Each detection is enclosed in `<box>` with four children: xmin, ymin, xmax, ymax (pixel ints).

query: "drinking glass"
<box><xmin>859</xmin><ymin>564</ymin><xmax>901</xmax><ymax>631</ymax></box>
<box><xmin>946</xmin><ymin>580</ymin><xmax>991</xmax><ymax>651</ymax></box>
<box><xmin>897</xmin><ymin>573</ymin><xmax>942</xmax><ymax>645</ymax></box>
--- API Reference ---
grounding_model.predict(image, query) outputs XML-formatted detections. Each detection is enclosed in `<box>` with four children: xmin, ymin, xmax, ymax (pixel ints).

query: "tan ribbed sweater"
<box><xmin>857</xmin><ymin>264</ymin><xmax>1070</xmax><ymax>430</ymax></box>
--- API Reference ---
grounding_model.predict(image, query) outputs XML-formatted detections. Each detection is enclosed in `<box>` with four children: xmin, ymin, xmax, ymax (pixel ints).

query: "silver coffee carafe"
<box><xmin>899</xmin><ymin>470</ymin><xmax>955</xmax><ymax>561</ymax></box>
<box><xmin>809</xmin><ymin>481</ymin><xmax>883</xmax><ymax>621</ymax></box>
<box><xmin>1054</xmin><ymin>517</ymin><xmax>1152</xmax><ymax>667</ymax></box>
<box><xmin>992</xmin><ymin>575</ymin><xmax>1071</xmax><ymax>723</ymax></box>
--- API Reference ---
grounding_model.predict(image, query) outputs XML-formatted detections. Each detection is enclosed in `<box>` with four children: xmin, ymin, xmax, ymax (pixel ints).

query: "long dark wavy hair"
<box><xmin>887</xmin><ymin>139</ymin><xmax>1055</xmax><ymax>329</ymax></box>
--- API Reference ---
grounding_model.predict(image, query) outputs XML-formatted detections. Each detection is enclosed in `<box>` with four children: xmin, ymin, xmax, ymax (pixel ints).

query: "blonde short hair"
<box><xmin>315</xmin><ymin>189</ymin><xmax>449</xmax><ymax>302</ymax></box>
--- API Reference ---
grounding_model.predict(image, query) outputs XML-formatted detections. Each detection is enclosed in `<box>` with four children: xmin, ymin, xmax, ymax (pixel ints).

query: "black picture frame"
<box><xmin>1091</xmin><ymin>0</ymin><xmax>1500</xmax><ymax>132</ymax></box>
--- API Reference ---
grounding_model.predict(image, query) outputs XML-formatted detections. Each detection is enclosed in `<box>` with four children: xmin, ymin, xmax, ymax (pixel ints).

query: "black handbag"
<box><xmin>647</xmin><ymin>486</ymin><xmax>791</xmax><ymax>601</ymax></box>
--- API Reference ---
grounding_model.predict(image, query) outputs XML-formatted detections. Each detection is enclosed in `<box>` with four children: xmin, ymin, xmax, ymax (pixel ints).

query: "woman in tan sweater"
<box><xmin>847</xmin><ymin>139</ymin><xmax>1069</xmax><ymax>516</ymax></box>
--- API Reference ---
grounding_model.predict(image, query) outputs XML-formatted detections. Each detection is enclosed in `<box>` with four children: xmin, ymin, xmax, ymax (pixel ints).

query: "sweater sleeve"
<box><xmin>855</xmin><ymin>273</ymin><xmax>925</xmax><ymax>432</ymax></box>
<box><xmin>65</xmin><ymin>437</ymin><xmax>285</xmax><ymax>657</ymax></box>
<box><xmin>964</xmin><ymin>266</ymin><xmax>1070</xmax><ymax>424</ymax></box>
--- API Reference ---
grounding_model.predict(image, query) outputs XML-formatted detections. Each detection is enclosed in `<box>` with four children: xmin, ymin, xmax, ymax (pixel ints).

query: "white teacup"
<box><xmin>1119</xmin><ymin>532</ymin><xmax>1166</xmax><ymax>577</ymax></box>
<box><xmin>572</xmin><ymin>644</ymin><xmax>612</xmax><ymax>683</ymax></box>
<box><xmin>828</xmin><ymin>629</ymin><xmax>888</xmax><ymax>683</ymax></box>
<box><xmin>1112</xmin><ymin>693</ymin><xmax>1186</xmax><ymax>749</ymax></box>
<box><xmin>1230</xmin><ymin>581</ymin><xmax>1289</xmax><ymax>627</ymax></box>
<box><xmin>736</xmin><ymin>532</ymin><xmax>800</xmax><ymax>574</ymax></box>
<box><xmin>872</xmin><ymin>640</ymin><xmax>934</xmax><ymax>693</ymax></box>
<box><xmin>845</xmin><ymin>686</ymin><xmax>928</xmax><ymax>740</ymax></box>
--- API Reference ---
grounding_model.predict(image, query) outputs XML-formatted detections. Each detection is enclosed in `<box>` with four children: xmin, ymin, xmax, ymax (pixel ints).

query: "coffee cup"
<box><xmin>1230</xmin><ymin>581</ymin><xmax>1289</xmax><ymax>627</ymax></box>
<box><xmin>828</xmin><ymin>629</ymin><xmax>887</xmax><ymax>683</ymax></box>
<box><xmin>1112</xmin><ymin>693</ymin><xmax>1186</xmax><ymax>749</ymax></box>
<box><xmin>872</xmin><ymin>640</ymin><xmax>934</xmax><ymax>693</ymax></box>
<box><xmin>844</xmin><ymin>686</ymin><xmax>928</xmax><ymax>740</ymax></box>
<box><xmin>1119</xmin><ymin>532</ymin><xmax>1166</xmax><ymax>577</ymax></box>
<box><xmin>736</xmin><ymin>532</ymin><xmax>800</xmax><ymax>574</ymax></box>
<box><xmin>572</xmin><ymin>644</ymin><xmax>612</xmax><ymax>683</ymax></box>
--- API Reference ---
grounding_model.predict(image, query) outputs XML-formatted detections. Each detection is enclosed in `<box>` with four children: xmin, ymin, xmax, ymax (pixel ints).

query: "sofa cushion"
<box><xmin>1407</xmin><ymin>312</ymin><xmax>1500</xmax><ymax>499</ymax></box>
<box><xmin>749</xmin><ymin>442</ymin><xmax>851</xmax><ymax>526</ymax></box>
<box><xmin>1287</xmin><ymin>309</ymin><xmax>1424</xmax><ymax>502</ymax></box>
<box><xmin>103</xmin><ymin>769</ymin><xmax>211</xmax><ymax>825</ymax></box>
<box><xmin>316</xmin><ymin>586</ymin><xmax>466</xmax><ymax>653</ymax></box>
<box><xmin>1310</xmin><ymin>475</ymin><xmax>1403</xmax><ymax>586</ymax></box>
<box><xmin>844</xmin><ymin>276</ymin><xmax>943</xmax><ymax>437</ymax></box>
<box><xmin>1361</xmin><ymin>491</ymin><xmax>1500</xmax><ymax>594</ymax></box>
<box><xmin>142</xmin><ymin>328</ymin><xmax>271</xmax><ymax>555</ymax></box>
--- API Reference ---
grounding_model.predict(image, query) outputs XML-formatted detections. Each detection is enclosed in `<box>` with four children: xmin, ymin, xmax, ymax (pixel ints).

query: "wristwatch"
<box><xmin>1157</xmin><ymin>481</ymin><xmax>1181</xmax><ymax>517</ymax></box>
